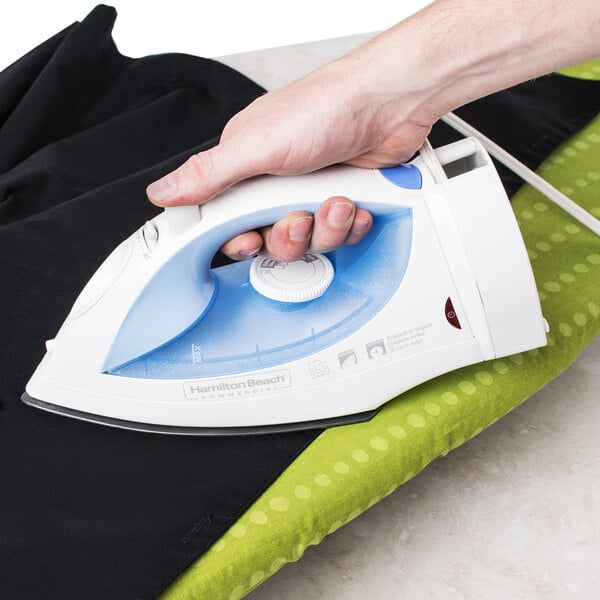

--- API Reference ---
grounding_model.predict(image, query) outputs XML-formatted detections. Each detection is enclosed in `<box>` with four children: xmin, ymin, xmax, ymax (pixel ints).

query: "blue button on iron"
<box><xmin>379</xmin><ymin>164</ymin><xmax>422</xmax><ymax>189</ymax></box>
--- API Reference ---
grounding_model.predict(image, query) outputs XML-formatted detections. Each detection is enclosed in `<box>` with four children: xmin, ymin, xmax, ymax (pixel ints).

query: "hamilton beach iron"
<box><xmin>22</xmin><ymin>137</ymin><xmax>548</xmax><ymax>434</ymax></box>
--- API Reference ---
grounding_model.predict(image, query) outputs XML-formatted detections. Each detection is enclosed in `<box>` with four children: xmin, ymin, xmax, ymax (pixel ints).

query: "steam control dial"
<box><xmin>249</xmin><ymin>253</ymin><xmax>334</xmax><ymax>303</ymax></box>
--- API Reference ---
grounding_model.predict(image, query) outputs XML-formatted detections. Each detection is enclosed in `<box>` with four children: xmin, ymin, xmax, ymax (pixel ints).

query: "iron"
<box><xmin>22</xmin><ymin>137</ymin><xmax>548</xmax><ymax>434</ymax></box>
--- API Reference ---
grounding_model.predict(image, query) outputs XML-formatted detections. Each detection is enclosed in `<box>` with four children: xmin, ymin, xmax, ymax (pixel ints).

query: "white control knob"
<box><xmin>249</xmin><ymin>253</ymin><xmax>334</xmax><ymax>303</ymax></box>
<box><xmin>142</xmin><ymin>221</ymin><xmax>159</xmax><ymax>251</ymax></box>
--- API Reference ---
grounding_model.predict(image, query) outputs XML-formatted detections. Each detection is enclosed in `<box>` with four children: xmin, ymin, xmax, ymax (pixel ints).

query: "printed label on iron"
<box><xmin>386</xmin><ymin>322</ymin><xmax>433</xmax><ymax>352</ymax></box>
<box><xmin>183</xmin><ymin>369</ymin><xmax>292</xmax><ymax>401</ymax></box>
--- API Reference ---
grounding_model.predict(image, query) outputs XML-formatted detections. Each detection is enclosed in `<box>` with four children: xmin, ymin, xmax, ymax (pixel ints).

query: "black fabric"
<box><xmin>0</xmin><ymin>7</ymin><xmax>320</xmax><ymax>600</ymax></box>
<box><xmin>0</xmin><ymin>5</ymin><xmax>598</xmax><ymax>599</ymax></box>
<box><xmin>429</xmin><ymin>74</ymin><xmax>600</xmax><ymax>196</ymax></box>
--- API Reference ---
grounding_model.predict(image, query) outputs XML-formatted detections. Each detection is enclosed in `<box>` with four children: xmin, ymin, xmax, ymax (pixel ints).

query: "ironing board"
<box><xmin>160</xmin><ymin>60</ymin><xmax>600</xmax><ymax>599</ymax></box>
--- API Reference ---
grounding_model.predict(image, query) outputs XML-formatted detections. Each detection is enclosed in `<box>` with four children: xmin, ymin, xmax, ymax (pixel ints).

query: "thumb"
<box><xmin>146</xmin><ymin>140</ymin><xmax>256</xmax><ymax>207</ymax></box>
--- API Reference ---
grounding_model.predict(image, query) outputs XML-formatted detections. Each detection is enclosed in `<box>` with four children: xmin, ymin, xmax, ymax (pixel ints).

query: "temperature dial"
<box><xmin>249</xmin><ymin>253</ymin><xmax>334</xmax><ymax>303</ymax></box>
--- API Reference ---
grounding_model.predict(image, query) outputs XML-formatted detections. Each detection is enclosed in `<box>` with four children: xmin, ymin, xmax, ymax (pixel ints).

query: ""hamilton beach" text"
<box><xmin>183</xmin><ymin>370</ymin><xmax>291</xmax><ymax>400</ymax></box>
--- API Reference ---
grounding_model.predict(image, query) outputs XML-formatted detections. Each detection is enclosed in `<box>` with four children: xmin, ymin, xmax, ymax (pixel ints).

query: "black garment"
<box><xmin>0</xmin><ymin>6</ymin><xmax>319</xmax><ymax>600</ymax></box>
<box><xmin>0</xmin><ymin>5</ymin><xmax>598</xmax><ymax>599</ymax></box>
<box><xmin>430</xmin><ymin>74</ymin><xmax>600</xmax><ymax>196</ymax></box>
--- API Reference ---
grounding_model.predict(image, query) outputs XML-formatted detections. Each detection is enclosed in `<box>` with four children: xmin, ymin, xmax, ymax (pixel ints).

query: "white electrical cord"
<box><xmin>442</xmin><ymin>112</ymin><xmax>600</xmax><ymax>236</ymax></box>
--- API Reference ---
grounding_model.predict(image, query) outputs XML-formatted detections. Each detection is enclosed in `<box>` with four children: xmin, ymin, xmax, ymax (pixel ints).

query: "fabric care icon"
<box><xmin>338</xmin><ymin>350</ymin><xmax>358</xmax><ymax>369</ymax></box>
<box><xmin>366</xmin><ymin>340</ymin><xmax>387</xmax><ymax>359</ymax></box>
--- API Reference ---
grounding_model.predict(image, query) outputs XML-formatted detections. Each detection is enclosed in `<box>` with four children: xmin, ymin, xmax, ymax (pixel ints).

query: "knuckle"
<box><xmin>180</xmin><ymin>151</ymin><xmax>219</xmax><ymax>201</ymax></box>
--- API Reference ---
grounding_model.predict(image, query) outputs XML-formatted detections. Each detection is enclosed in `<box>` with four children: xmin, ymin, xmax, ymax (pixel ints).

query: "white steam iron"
<box><xmin>23</xmin><ymin>137</ymin><xmax>548</xmax><ymax>435</ymax></box>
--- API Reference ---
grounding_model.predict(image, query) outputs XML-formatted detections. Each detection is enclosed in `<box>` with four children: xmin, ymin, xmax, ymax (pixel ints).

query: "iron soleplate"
<box><xmin>22</xmin><ymin>392</ymin><xmax>379</xmax><ymax>436</ymax></box>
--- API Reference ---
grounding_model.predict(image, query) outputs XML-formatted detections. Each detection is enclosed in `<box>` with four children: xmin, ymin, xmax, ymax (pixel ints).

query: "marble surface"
<box><xmin>219</xmin><ymin>36</ymin><xmax>600</xmax><ymax>600</ymax></box>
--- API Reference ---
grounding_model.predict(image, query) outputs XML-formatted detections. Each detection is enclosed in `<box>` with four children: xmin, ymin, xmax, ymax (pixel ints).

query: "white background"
<box><xmin>0</xmin><ymin>1</ymin><xmax>430</xmax><ymax>70</ymax></box>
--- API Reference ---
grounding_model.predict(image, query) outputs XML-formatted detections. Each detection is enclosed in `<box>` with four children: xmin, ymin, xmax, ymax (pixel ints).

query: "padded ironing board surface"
<box><xmin>161</xmin><ymin>62</ymin><xmax>600</xmax><ymax>599</ymax></box>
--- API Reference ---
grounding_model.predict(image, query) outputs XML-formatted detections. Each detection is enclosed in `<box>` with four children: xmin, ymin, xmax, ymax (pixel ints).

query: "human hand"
<box><xmin>147</xmin><ymin>0</ymin><xmax>600</xmax><ymax>261</ymax></box>
<box><xmin>146</xmin><ymin>47</ymin><xmax>432</xmax><ymax>261</ymax></box>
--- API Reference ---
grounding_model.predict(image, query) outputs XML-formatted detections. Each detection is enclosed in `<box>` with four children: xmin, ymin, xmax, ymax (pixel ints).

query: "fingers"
<box><xmin>219</xmin><ymin>230</ymin><xmax>264</xmax><ymax>262</ymax></box>
<box><xmin>220</xmin><ymin>198</ymin><xmax>373</xmax><ymax>262</ymax></box>
<box><xmin>311</xmin><ymin>197</ymin><xmax>372</xmax><ymax>252</ymax></box>
<box><xmin>344</xmin><ymin>207</ymin><xmax>374</xmax><ymax>245</ymax></box>
<box><xmin>146</xmin><ymin>139</ymin><xmax>253</xmax><ymax>207</ymax></box>
<box><xmin>260</xmin><ymin>212</ymin><xmax>314</xmax><ymax>262</ymax></box>
<box><xmin>147</xmin><ymin>149</ymin><xmax>217</xmax><ymax>206</ymax></box>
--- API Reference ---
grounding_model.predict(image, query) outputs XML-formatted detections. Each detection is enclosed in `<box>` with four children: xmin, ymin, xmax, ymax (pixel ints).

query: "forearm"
<box><xmin>344</xmin><ymin>0</ymin><xmax>600</xmax><ymax>126</ymax></box>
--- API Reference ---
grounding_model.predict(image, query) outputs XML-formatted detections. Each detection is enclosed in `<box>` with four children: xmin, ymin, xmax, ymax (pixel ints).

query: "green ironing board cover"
<box><xmin>162</xmin><ymin>61</ymin><xmax>600</xmax><ymax>600</ymax></box>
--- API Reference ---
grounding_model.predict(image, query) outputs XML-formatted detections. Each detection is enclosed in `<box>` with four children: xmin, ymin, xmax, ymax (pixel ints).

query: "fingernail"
<box><xmin>353</xmin><ymin>217</ymin><xmax>371</xmax><ymax>235</ymax></box>
<box><xmin>289</xmin><ymin>216</ymin><xmax>313</xmax><ymax>242</ymax></box>
<box><xmin>239</xmin><ymin>246</ymin><xmax>262</xmax><ymax>258</ymax></box>
<box><xmin>328</xmin><ymin>202</ymin><xmax>353</xmax><ymax>227</ymax></box>
<box><xmin>147</xmin><ymin>174</ymin><xmax>177</xmax><ymax>203</ymax></box>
